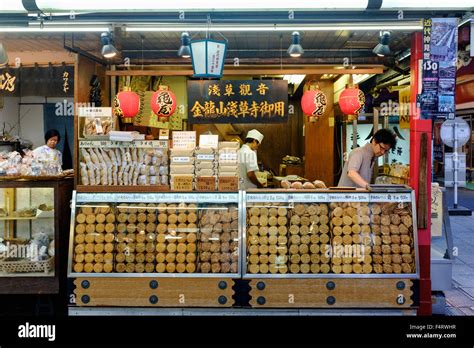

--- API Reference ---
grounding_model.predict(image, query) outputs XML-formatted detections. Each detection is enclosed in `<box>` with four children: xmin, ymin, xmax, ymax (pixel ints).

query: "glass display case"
<box><xmin>242</xmin><ymin>189</ymin><xmax>419</xmax><ymax>278</ymax></box>
<box><xmin>0</xmin><ymin>187</ymin><xmax>55</xmax><ymax>276</ymax></box>
<box><xmin>0</xmin><ymin>177</ymin><xmax>73</xmax><ymax>294</ymax></box>
<box><xmin>68</xmin><ymin>191</ymin><xmax>241</xmax><ymax>277</ymax></box>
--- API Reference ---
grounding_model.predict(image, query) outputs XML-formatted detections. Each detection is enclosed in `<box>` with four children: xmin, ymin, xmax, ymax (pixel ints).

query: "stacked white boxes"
<box><xmin>169</xmin><ymin>148</ymin><xmax>195</xmax><ymax>190</ymax></box>
<box><xmin>217</xmin><ymin>141</ymin><xmax>239</xmax><ymax>178</ymax></box>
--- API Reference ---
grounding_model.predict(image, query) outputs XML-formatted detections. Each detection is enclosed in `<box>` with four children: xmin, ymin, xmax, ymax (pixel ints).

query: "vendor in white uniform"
<box><xmin>238</xmin><ymin>129</ymin><xmax>265</xmax><ymax>189</ymax></box>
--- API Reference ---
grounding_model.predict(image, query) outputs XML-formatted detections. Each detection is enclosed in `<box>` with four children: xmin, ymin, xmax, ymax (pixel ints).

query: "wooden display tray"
<box><xmin>73</xmin><ymin>277</ymin><xmax>234</xmax><ymax>307</ymax></box>
<box><xmin>76</xmin><ymin>185</ymin><xmax>170</xmax><ymax>193</ymax></box>
<box><xmin>249</xmin><ymin>278</ymin><xmax>415</xmax><ymax>308</ymax></box>
<box><xmin>0</xmin><ymin>174</ymin><xmax>73</xmax><ymax>182</ymax></box>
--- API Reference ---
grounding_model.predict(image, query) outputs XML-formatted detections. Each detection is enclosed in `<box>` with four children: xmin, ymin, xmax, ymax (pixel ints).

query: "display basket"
<box><xmin>0</xmin><ymin>256</ymin><xmax>54</xmax><ymax>274</ymax></box>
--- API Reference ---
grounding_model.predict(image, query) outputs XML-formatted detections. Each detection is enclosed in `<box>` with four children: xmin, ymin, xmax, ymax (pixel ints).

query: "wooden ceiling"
<box><xmin>0</xmin><ymin>28</ymin><xmax>412</xmax><ymax>65</ymax></box>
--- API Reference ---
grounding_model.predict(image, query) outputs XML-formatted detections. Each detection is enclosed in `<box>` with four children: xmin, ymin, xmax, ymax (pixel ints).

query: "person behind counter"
<box><xmin>33</xmin><ymin>129</ymin><xmax>63</xmax><ymax>169</ymax></box>
<box><xmin>338</xmin><ymin>128</ymin><xmax>397</xmax><ymax>189</ymax></box>
<box><xmin>238</xmin><ymin>129</ymin><xmax>265</xmax><ymax>189</ymax></box>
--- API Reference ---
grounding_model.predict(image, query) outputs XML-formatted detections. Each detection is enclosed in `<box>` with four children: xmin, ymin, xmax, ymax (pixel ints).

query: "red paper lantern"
<box><xmin>301</xmin><ymin>88</ymin><xmax>327</xmax><ymax>122</ymax></box>
<box><xmin>151</xmin><ymin>85</ymin><xmax>177</xmax><ymax>120</ymax></box>
<box><xmin>113</xmin><ymin>88</ymin><xmax>140</xmax><ymax>121</ymax></box>
<box><xmin>339</xmin><ymin>87</ymin><xmax>365</xmax><ymax>121</ymax></box>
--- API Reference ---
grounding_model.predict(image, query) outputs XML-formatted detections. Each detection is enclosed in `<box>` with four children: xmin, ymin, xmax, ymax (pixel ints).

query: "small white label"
<box><xmin>172</xmin><ymin>157</ymin><xmax>191</xmax><ymax>163</ymax></box>
<box><xmin>219</xmin><ymin>153</ymin><xmax>238</xmax><ymax>161</ymax></box>
<box><xmin>78</xmin><ymin>107</ymin><xmax>112</xmax><ymax>117</ymax></box>
<box><xmin>196</xmin><ymin>154</ymin><xmax>215</xmax><ymax>161</ymax></box>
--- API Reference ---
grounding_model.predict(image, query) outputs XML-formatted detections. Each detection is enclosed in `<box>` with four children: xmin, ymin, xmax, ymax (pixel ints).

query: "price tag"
<box><xmin>329</xmin><ymin>193</ymin><xmax>361</xmax><ymax>202</ymax></box>
<box><xmin>291</xmin><ymin>193</ymin><xmax>329</xmax><ymax>202</ymax></box>
<box><xmin>218</xmin><ymin>176</ymin><xmax>239</xmax><ymax>191</ymax></box>
<box><xmin>159</xmin><ymin>129</ymin><xmax>169</xmax><ymax>140</ymax></box>
<box><xmin>196</xmin><ymin>177</ymin><xmax>216</xmax><ymax>191</ymax></box>
<box><xmin>392</xmin><ymin>193</ymin><xmax>411</xmax><ymax>202</ymax></box>
<box><xmin>196</xmin><ymin>154</ymin><xmax>215</xmax><ymax>161</ymax></box>
<box><xmin>172</xmin><ymin>176</ymin><xmax>194</xmax><ymax>191</ymax></box>
<box><xmin>196</xmin><ymin>192</ymin><xmax>238</xmax><ymax>203</ymax></box>
<box><xmin>246</xmin><ymin>193</ymin><xmax>289</xmax><ymax>203</ymax></box>
<box><xmin>172</xmin><ymin>131</ymin><xmax>196</xmax><ymax>149</ymax></box>
<box><xmin>369</xmin><ymin>193</ymin><xmax>389</xmax><ymax>202</ymax></box>
<box><xmin>199</xmin><ymin>134</ymin><xmax>219</xmax><ymax>149</ymax></box>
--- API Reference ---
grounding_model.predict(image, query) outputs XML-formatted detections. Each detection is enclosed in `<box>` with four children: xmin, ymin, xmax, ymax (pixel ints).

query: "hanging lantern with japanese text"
<box><xmin>301</xmin><ymin>84</ymin><xmax>327</xmax><ymax>122</ymax></box>
<box><xmin>150</xmin><ymin>85</ymin><xmax>177</xmax><ymax>121</ymax></box>
<box><xmin>113</xmin><ymin>87</ymin><xmax>140</xmax><ymax>123</ymax></box>
<box><xmin>339</xmin><ymin>86</ymin><xmax>365</xmax><ymax>121</ymax></box>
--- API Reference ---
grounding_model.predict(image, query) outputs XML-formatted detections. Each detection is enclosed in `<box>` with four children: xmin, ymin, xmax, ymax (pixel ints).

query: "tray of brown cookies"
<box><xmin>370</xmin><ymin>202</ymin><xmax>416</xmax><ymax>274</ymax></box>
<box><xmin>246</xmin><ymin>203</ymin><xmax>289</xmax><ymax>274</ymax></box>
<box><xmin>72</xmin><ymin>203</ymin><xmax>115</xmax><ymax>273</ymax></box>
<box><xmin>197</xmin><ymin>203</ymin><xmax>239</xmax><ymax>274</ymax></box>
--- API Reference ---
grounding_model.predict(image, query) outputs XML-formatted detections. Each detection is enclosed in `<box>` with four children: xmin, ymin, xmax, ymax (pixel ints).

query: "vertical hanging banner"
<box><xmin>187</xmin><ymin>80</ymin><xmax>288</xmax><ymax>124</ymax></box>
<box><xmin>399</xmin><ymin>85</ymin><xmax>411</xmax><ymax>129</ymax></box>
<box><xmin>190</xmin><ymin>39</ymin><xmax>227</xmax><ymax>78</ymax></box>
<box><xmin>421</xmin><ymin>18</ymin><xmax>458</xmax><ymax>120</ymax></box>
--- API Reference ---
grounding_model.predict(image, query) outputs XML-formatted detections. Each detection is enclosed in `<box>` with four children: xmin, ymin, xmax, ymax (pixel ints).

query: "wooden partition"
<box><xmin>304</xmin><ymin>81</ymin><xmax>335</xmax><ymax>185</ymax></box>
<box><xmin>73</xmin><ymin>54</ymin><xmax>110</xmax><ymax>184</ymax></box>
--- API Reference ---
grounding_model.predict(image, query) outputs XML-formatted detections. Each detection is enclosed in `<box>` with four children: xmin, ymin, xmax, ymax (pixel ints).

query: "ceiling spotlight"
<box><xmin>177</xmin><ymin>32</ymin><xmax>191</xmax><ymax>58</ymax></box>
<box><xmin>287</xmin><ymin>31</ymin><xmax>304</xmax><ymax>58</ymax></box>
<box><xmin>373</xmin><ymin>31</ymin><xmax>391</xmax><ymax>57</ymax></box>
<box><xmin>100</xmin><ymin>32</ymin><xmax>119</xmax><ymax>59</ymax></box>
<box><xmin>0</xmin><ymin>42</ymin><xmax>8</xmax><ymax>66</ymax></box>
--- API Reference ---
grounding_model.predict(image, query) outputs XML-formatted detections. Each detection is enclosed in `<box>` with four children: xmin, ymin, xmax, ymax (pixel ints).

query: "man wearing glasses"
<box><xmin>338</xmin><ymin>129</ymin><xmax>397</xmax><ymax>189</ymax></box>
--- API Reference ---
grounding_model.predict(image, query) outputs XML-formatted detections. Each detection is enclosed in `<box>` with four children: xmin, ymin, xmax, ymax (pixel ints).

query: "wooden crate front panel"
<box><xmin>73</xmin><ymin>277</ymin><xmax>234</xmax><ymax>307</ymax></box>
<box><xmin>249</xmin><ymin>278</ymin><xmax>414</xmax><ymax>308</ymax></box>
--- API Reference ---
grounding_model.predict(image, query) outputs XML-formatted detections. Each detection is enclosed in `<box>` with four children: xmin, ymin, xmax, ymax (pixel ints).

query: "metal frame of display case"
<box><xmin>241</xmin><ymin>189</ymin><xmax>420</xmax><ymax>280</ymax></box>
<box><xmin>67</xmin><ymin>190</ymin><xmax>243</xmax><ymax>278</ymax></box>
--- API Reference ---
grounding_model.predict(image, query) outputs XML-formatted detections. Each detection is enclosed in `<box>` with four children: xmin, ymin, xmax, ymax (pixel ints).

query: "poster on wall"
<box><xmin>187</xmin><ymin>80</ymin><xmax>288</xmax><ymax>124</ymax></box>
<box><xmin>421</xmin><ymin>18</ymin><xmax>458</xmax><ymax>120</ymax></box>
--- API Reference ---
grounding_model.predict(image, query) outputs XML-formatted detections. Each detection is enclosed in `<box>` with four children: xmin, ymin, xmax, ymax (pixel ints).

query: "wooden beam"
<box><xmin>106</xmin><ymin>67</ymin><xmax>384</xmax><ymax>76</ymax></box>
<box><xmin>7</xmin><ymin>51</ymin><xmax>75</xmax><ymax>66</ymax></box>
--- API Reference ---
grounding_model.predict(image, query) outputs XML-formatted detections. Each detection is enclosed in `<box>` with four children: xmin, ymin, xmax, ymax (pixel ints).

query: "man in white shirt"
<box><xmin>238</xmin><ymin>129</ymin><xmax>265</xmax><ymax>190</ymax></box>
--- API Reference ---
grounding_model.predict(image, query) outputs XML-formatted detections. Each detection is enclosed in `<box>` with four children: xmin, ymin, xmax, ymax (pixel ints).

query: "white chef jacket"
<box><xmin>238</xmin><ymin>144</ymin><xmax>259</xmax><ymax>190</ymax></box>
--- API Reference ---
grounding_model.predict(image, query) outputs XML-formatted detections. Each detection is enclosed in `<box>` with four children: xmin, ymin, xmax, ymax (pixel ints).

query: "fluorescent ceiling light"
<box><xmin>125</xmin><ymin>24</ymin><xmax>422</xmax><ymax>32</ymax></box>
<box><xmin>283</xmin><ymin>75</ymin><xmax>306</xmax><ymax>85</ymax></box>
<box><xmin>353</xmin><ymin>74</ymin><xmax>373</xmax><ymax>84</ymax></box>
<box><xmin>381</xmin><ymin>0</ymin><xmax>473</xmax><ymax>9</ymax></box>
<box><xmin>0</xmin><ymin>1</ymin><xmax>27</xmax><ymax>12</ymax></box>
<box><xmin>35</xmin><ymin>0</ymin><xmax>368</xmax><ymax>11</ymax></box>
<box><xmin>0</xmin><ymin>27</ymin><xmax>110</xmax><ymax>32</ymax></box>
